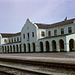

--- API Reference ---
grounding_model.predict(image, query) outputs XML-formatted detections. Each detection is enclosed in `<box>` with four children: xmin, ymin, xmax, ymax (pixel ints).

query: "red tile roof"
<box><xmin>0</xmin><ymin>32</ymin><xmax>21</xmax><ymax>38</ymax></box>
<box><xmin>35</xmin><ymin>18</ymin><xmax>75</xmax><ymax>29</ymax></box>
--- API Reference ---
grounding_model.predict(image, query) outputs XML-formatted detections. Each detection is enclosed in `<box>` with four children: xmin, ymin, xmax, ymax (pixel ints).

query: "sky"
<box><xmin>0</xmin><ymin>0</ymin><xmax>75</xmax><ymax>33</ymax></box>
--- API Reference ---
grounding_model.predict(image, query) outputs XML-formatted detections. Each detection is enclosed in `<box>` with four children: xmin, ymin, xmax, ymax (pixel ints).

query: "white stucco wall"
<box><xmin>46</xmin><ymin>23</ymin><xmax>75</xmax><ymax>37</ymax></box>
<box><xmin>21</xmin><ymin>19</ymin><xmax>39</xmax><ymax>52</ymax></box>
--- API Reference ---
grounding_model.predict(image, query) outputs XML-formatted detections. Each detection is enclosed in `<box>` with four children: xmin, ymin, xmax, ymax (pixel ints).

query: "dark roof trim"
<box><xmin>0</xmin><ymin>32</ymin><xmax>21</xmax><ymax>38</ymax></box>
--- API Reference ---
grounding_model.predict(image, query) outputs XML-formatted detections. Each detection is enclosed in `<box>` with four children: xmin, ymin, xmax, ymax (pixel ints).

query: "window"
<box><xmin>12</xmin><ymin>39</ymin><xmax>13</xmax><ymax>42</ymax></box>
<box><xmin>14</xmin><ymin>38</ymin><xmax>16</xmax><ymax>42</ymax></box>
<box><xmin>68</xmin><ymin>27</ymin><xmax>72</xmax><ymax>33</ymax></box>
<box><xmin>61</xmin><ymin>28</ymin><xmax>64</xmax><ymax>34</ymax></box>
<box><xmin>23</xmin><ymin>34</ymin><xmax>25</xmax><ymax>39</ymax></box>
<box><xmin>9</xmin><ymin>39</ymin><xmax>10</xmax><ymax>43</ymax></box>
<box><xmin>17</xmin><ymin>37</ymin><xmax>19</xmax><ymax>41</ymax></box>
<box><xmin>48</xmin><ymin>31</ymin><xmax>51</xmax><ymax>37</ymax></box>
<box><xmin>4</xmin><ymin>39</ymin><xmax>7</xmax><ymax>43</ymax></box>
<box><xmin>41</xmin><ymin>31</ymin><xmax>45</xmax><ymax>36</ymax></box>
<box><xmin>27</xmin><ymin>33</ymin><xmax>29</xmax><ymax>39</ymax></box>
<box><xmin>32</xmin><ymin>32</ymin><xmax>34</xmax><ymax>37</ymax></box>
<box><xmin>54</xmin><ymin>30</ymin><xmax>57</xmax><ymax>35</ymax></box>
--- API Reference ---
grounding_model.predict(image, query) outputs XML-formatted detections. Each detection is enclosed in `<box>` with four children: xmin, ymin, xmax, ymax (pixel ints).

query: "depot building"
<box><xmin>0</xmin><ymin>18</ymin><xmax>75</xmax><ymax>53</ymax></box>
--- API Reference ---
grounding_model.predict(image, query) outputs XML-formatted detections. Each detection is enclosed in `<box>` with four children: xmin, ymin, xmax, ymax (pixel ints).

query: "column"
<box><xmin>50</xmin><ymin>44</ymin><xmax>52</xmax><ymax>52</ymax></box>
<box><xmin>56</xmin><ymin>43</ymin><xmax>60</xmax><ymax>52</ymax></box>
<box><xmin>64</xmin><ymin>43</ymin><xmax>69</xmax><ymax>52</ymax></box>
<box><xmin>73</xmin><ymin>41</ymin><xmax>75</xmax><ymax>51</ymax></box>
<box><xmin>43</xmin><ymin>44</ymin><xmax>46</xmax><ymax>52</ymax></box>
<box><xmin>31</xmin><ymin>45</ymin><xmax>33</xmax><ymax>52</ymax></box>
<box><xmin>26</xmin><ymin>45</ymin><xmax>28</xmax><ymax>52</ymax></box>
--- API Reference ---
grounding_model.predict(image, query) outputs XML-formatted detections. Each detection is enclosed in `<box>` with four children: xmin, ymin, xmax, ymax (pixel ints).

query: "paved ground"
<box><xmin>0</xmin><ymin>52</ymin><xmax>75</xmax><ymax>58</ymax></box>
<box><xmin>0</xmin><ymin>52</ymin><xmax>75</xmax><ymax>75</ymax></box>
<box><xmin>0</xmin><ymin>52</ymin><xmax>75</xmax><ymax>63</ymax></box>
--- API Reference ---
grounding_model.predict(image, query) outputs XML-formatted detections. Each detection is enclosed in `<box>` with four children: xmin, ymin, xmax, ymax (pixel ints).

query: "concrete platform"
<box><xmin>0</xmin><ymin>52</ymin><xmax>75</xmax><ymax>63</ymax></box>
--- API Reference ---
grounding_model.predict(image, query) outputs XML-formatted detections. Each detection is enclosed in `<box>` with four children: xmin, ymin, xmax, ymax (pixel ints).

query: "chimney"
<box><xmin>64</xmin><ymin>17</ymin><xmax>67</xmax><ymax>21</ymax></box>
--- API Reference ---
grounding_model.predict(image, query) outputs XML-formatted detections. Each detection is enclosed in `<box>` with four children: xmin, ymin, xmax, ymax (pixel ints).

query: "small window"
<box><xmin>23</xmin><ymin>34</ymin><xmax>25</xmax><ymax>39</ymax></box>
<box><xmin>41</xmin><ymin>31</ymin><xmax>45</xmax><ymax>36</ymax></box>
<box><xmin>48</xmin><ymin>31</ymin><xmax>51</xmax><ymax>37</ymax></box>
<box><xmin>68</xmin><ymin>27</ymin><xmax>72</xmax><ymax>33</ymax></box>
<box><xmin>14</xmin><ymin>38</ymin><xmax>16</xmax><ymax>42</ymax></box>
<box><xmin>61</xmin><ymin>28</ymin><xmax>64</xmax><ymax>34</ymax></box>
<box><xmin>32</xmin><ymin>32</ymin><xmax>34</xmax><ymax>37</ymax></box>
<box><xmin>17</xmin><ymin>37</ymin><xmax>19</xmax><ymax>41</ymax></box>
<box><xmin>4</xmin><ymin>39</ymin><xmax>7</xmax><ymax>43</ymax></box>
<box><xmin>54</xmin><ymin>30</ymin><xmax>57</xmax><ymax>35</ymax></box>
<box><xmin>27</xmin><ymin>33</ymin><xmax>29</xmax><ymax>39</ymax></box>
<box><xmin>12</xmin><ymin>39</ymin><xmax>13</xmax><ymax>42</ymax></box>
<box><xmin>9</xmin><ymin>39</ymin><xmax>10</xmax><ymax>43</ymax></box>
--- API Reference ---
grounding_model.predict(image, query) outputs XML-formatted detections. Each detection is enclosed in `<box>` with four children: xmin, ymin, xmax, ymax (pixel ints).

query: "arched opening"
<box><xmin>7</xmin><ymin>46</ymin><xmax>9</xmax><ymax>53</ymax></box>
<box><xmin>59</xmin><ymin>39</ymin><xmax>64</xmax><ymax>52</ymax></box>
<box><xmin>52</xmin><ymin>40</ymin><xmax>56</xmax><ymax>52</ymax></box>
<box><xmin>45</xmin><ymin>41</ymin><xmax>50</xmax><ymax>52</ymax></box>
<box><xmin>23</xmin><ymin>44</ymin><xmax>26</xmax><ymax>52</ymax></box>
<box><xmin>28</xmin><ymin>43</ymin><xmax>30</xmax><ymax>52</ymax></box>
<box><xmin>5</xmin><ymin>46</ymin><xmax>7</xmax><ymax>53</ymax></box>
<box><xmin>40</xmin><ymin>42</ymin><xmax>43</xmax><ymax>52</ymax></box>
<box><xmin>16</xmin><ymin>45</ymin><xmax>18</xmax><ymax>53</ymax></box>
<box><xmin>13</xmin><ymin>45</ymin><xmax>15</xmax><ymax>53</ymax></box>
<box><xmin>20</xmin><ymin>44</ymin><xmax>21</xmax><ymax>53</ymax></box>
<box><xmin>10</xmin><ymin>46</ymin><xmax>12</xmax><ymax>53</ymax></box>
<box><xmin>32</xmin><ymin>43</ymin><xmax>35</xmax><ymax>52</ymax></box>
<box><xmin>69</xmin><ymin>39</ymin><xmax>74</xmax><ymax>51</ymax></box>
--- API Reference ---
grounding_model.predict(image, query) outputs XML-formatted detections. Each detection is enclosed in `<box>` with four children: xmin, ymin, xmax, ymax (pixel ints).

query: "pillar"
<box><xmin>56</xmin><ymin>43</ymin><xmax>60</xmax><ymax>52</ymax></box>
<box><xmin>64</xmin><ymin>43</ymin><xmax>69</xmax><ymax>52</ymax></box>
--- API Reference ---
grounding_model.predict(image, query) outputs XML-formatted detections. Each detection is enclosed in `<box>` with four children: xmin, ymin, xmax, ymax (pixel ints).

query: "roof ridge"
<box><xmin>35</xmin><ymin>18</ymin><xmax>75</xmax><ymax>29</ymax></box>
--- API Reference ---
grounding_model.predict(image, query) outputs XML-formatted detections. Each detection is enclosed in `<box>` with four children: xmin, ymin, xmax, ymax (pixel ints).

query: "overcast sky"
<box><xmin>0</xmin><ymin>0</ymin><xmax>75</xmax><ymax>33</ymax></box>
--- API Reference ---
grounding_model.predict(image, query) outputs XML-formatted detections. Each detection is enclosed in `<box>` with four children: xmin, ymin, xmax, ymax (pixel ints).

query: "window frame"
<box><xmin>23</xmin><ymin>34</ymin><xmax>25</xmax><ymax>39</ymax></box>
<box><xmin>54</xmin><ymin>30</ymin><xmax>57</xmax><ymax>35</ymax></box>
<box><xmin>61</xmin><ymin>28</ymin><xmax>64</xmax><ymax>34</ymax></box>
<box><xmin>41</xmin><ymin>31</ymin><xmax>45</xmax><ymax>37</ymax></box>
<box><xmin>68</xmin><ymin>27</ymin><xmax>72</xmax><ymax>33</ymax></box>
<box><xmin>32</xmin><ymin>32</ymin><xmax>34</xmax><ymax>37</ymax></box>
<box><xmin>48</xmin><ymin>31</ymin><xmax>51</xmax><ymax>37</ymax></box>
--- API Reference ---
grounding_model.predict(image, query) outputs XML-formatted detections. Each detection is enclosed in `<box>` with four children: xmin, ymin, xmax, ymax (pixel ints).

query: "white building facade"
<box><xmin>0</xmin><ymin>18</ymin><xmax>75</xmax><ymax>53</ymax></box>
